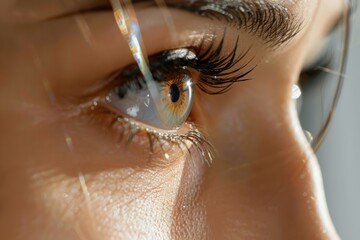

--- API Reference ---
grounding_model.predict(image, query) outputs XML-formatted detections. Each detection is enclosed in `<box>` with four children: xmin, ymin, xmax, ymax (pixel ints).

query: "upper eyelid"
<box><xmin>136</xmin><ymin>0</ymin><xmax>304</xmax><ymax>48</ymax></box>
<box><xmin>28</xmin><ymin>0</ymin><xmax>301</xmax><ymax>48</ymax></box>
<box><xmin>113</xmin><ymin>37</ymin><xmax>255</xmax><ymax>96</ymax></box>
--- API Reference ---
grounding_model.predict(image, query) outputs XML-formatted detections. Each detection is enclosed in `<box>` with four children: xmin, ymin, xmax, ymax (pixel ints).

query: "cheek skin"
<box><xmin>43</xmin><ymin>161</ymin><xmax>186</xmax><ymax>240</ymax></box>
<box><xmin>0</xmin><ymin>101</ymin><xmax>193</xmax><ymax>239</ymax></box>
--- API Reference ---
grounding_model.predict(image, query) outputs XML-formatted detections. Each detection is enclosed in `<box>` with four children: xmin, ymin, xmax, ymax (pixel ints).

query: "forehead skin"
<box><xmin>0</xmin><ymin>0</ymin><xmax>343</xmax><ymax>24</ymax></box>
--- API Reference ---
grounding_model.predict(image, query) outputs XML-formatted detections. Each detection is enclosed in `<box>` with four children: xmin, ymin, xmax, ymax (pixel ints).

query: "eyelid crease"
<box><xmin>108</xmin><ymin>29</ymin><xmax>255</xmax><ymax>96</ymax></box>
<box><xmin>153</xmin><ymin>0</ymin><xmax>304</xmax><ymax>48</ymax></box>
<box><xmin>167</xmin><ymin>0</ymin><xmax>302</xmax><ymax>48</ymax></box>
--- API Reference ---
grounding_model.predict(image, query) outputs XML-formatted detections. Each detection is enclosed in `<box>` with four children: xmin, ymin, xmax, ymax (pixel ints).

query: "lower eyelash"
<box><xmin>110</xmin><ymin>116</ymin><xmax>214</xmax><ymax>165</ymax></box>
<box><xmin>80</xmin><ymin>102</ymin><xmax>214</xmax><ymax>165</ymax></box>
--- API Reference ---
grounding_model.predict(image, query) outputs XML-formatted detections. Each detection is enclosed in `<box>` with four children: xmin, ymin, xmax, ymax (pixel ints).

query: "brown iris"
<box><xmin>158</xmin><ymin>69</ymin><xmax>194</xmax><ymax>129</ymax></box>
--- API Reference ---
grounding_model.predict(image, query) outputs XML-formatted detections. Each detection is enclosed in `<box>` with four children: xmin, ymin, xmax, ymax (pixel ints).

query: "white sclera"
<box><xmin>106</xmin><ymin>72</ymin><xmax>194</xmax><ymax>130</ymax></box>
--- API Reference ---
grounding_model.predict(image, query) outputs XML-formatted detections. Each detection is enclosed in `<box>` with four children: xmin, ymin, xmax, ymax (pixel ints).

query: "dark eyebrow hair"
<box><xmin>164</xmin><ymin>0</ymin><xmax>303</xmax><ymax>48</ymax></box>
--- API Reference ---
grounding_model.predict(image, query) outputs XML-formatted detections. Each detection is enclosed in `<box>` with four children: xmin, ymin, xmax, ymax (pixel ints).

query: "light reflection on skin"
<box><xmin>0</xmin><ymin>0</ymin><xmax>348</xmax><ymax>239</ymax></box>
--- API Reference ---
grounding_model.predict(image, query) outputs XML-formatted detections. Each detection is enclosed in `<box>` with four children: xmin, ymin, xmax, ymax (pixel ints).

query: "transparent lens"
<box><xmin>295</xmin><ymin>5</ymin><xmax>351</xmax><ymax>151</ymax></box>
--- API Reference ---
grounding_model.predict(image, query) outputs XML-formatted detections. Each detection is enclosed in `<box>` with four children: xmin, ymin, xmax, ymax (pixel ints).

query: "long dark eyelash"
<box><xmin>117</xmin><ymin>30</ymin><xmax>255</xmax><ymax>95</ymax></box>
<box><xmin>110</xmin><ymin>114</ymin><xmax>214</xmax><ymax>165</ymax></box>
<box><xmin>189</xmin><ymin>31</ymin><xmax>255</xmax><ymax>94</ymax></box>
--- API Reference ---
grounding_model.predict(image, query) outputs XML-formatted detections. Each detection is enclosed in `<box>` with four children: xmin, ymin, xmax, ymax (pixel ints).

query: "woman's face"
<box><xmin>0</xmin><ymin>0</ymin><xmax>348</xmax><ymax>239</ymax></box>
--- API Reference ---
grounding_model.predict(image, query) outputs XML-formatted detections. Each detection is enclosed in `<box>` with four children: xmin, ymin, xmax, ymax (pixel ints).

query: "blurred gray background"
<box><xmin>318</xmin><ymin>5</ymin><xmax>360</xmax><ymax>240</ymax></box>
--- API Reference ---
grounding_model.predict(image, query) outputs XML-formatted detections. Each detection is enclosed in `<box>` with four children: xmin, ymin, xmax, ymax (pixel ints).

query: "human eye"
<box><xmin>80</xmin><ymin>27</ymin><xmax>254</xmax><ymax>163</ymax></box>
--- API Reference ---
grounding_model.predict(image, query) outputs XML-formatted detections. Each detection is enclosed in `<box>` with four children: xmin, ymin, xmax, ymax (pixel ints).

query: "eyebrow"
<box><xmin>164</xmin><ymin>0</ymin><xmax>303</xmax><ymax>48</ymax></box>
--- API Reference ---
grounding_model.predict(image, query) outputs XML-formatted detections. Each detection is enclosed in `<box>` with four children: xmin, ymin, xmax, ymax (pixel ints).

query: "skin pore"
<box><xmin>0</xmin><ymin>0</ymin><xmax>346</xmax><ymax>239</ymax></box>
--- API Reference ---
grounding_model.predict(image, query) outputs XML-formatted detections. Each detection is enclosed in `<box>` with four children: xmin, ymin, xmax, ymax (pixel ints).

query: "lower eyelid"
<box><xmin>108</xmin><ymin>116</ymin><xmax>214</xmax><ymax>165</ymax></box>
<box><xmin>77</xmin><ymin>101</ymin><xmax>213</xmax><ymax>164</ymax></box>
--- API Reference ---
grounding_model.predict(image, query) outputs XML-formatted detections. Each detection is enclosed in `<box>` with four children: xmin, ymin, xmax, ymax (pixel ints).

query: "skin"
<box><xmin>0</xmin><ymin>0</ymin><xmax>346</xmax><ymax>239</ymax></box>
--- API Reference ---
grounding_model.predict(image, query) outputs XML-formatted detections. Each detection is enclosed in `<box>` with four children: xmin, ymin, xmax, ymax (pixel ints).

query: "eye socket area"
<box><xmin>101</xmin><ymin>31</ymin><xmax>256</xmax><ymax>132</ymax></box>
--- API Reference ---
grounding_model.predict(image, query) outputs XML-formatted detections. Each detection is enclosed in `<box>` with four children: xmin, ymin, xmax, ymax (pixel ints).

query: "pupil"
<box><xmin>169</xmin><ymin>84</ymin><xmax>180</xmax><ymax>103</ymax></box>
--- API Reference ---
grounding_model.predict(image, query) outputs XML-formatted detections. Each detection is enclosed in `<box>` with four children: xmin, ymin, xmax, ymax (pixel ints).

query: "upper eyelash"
<box><xmin>115</xmin><ymin>30</ymin><xmax>256</xmax><ymax>95</ymax></box>
<box><xmin>151</xmin><ymin>0</ymin><xmax>303</xmax><ymax>47</ymax></box>
<box><xmin>188</xmin><ymin>31</ymin><xmax>256</xmax><ymax>94</ymax></box>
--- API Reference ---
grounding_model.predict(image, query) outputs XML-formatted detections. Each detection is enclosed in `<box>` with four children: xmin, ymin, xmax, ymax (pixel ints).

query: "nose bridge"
<box><xmin>193</xmin><ymin>91</ymin><xmax>339</xmax><ymax>239</ymax></box>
